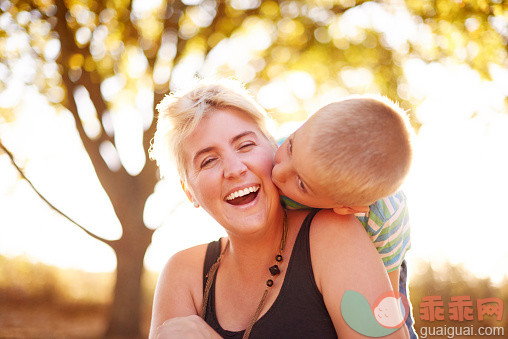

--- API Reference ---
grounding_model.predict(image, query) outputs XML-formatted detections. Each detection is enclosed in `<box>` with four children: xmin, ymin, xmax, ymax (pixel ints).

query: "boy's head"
<box><xmin>272</xmin><ymin>95</ymin><xmax>413</xmax><ymax>213</ymax></box>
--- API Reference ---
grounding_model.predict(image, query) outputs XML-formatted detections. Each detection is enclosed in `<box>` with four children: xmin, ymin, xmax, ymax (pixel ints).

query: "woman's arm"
<box><xmin>149</xmin><ymin>244</ymin><xmax>207</xmax><ymax>338</ymax></box>
<box><xmin>310</xmin><ymin>210</ymin><xmax>409</xmax><ymax>339</ymax></box>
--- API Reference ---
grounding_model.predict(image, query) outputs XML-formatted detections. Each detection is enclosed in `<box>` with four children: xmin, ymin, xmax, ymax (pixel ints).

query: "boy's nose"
<box><xmin>272</xmin><ymin>162</ymin><xmax>286</xmax><ymax>183</ymax></box>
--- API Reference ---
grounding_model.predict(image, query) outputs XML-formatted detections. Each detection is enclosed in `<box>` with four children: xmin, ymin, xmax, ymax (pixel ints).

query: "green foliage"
<box><xmin>1</xmin><ymin>0</ymin><xmax>505</xmax><ymax>126</ymax></box>
<box><xmin>406</xmin><ymin>0</ymin><xmax>507</xmax><ymax>79</ymax></box>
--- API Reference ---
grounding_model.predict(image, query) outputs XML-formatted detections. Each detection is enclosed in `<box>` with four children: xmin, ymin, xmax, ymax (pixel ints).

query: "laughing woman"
<box><xmin>148</xmin><ymin>80</ymin><xmax>407</xmax><ymax>339</ymax></box>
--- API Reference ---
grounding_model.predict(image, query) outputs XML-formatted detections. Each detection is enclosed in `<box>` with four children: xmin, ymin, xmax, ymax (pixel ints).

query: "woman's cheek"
<box><xmin>259</xmin><ymin>153</ymin><xmax>279</xmax><ymax>193</ymax></box>
<box><xmin>193</xmin><ymin>170</ymin><xmax>219</xmax><ymax>203</ymax></box>
<box><xmin>260</xmin><ymin>155</ymin><xmax>276</xmax><ymax>179</ymax></box>
<box><xmin>258</xmin><ymin>146</ymin><xmax>276</xmax><ymax>169</ymax></box>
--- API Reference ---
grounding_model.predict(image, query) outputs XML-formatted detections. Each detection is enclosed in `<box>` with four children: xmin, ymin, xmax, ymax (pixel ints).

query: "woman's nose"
<box><xmin>223</xmin><ymin>153</ymin><xmax>247</xmax><ymax>178</ymax></box>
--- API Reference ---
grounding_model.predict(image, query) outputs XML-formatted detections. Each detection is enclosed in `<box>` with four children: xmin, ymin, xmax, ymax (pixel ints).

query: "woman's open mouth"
<box><xmin>225</xmin><ymin>185</ymin><xmax>260</xmax><ymax>206</ymax></box>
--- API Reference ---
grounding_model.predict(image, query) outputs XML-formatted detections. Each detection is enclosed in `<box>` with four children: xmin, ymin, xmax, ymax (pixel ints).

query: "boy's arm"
<box><xmin>358</xmin><ymin>191</ymin><xmax>411</xmax><ymax>274</ymax></box>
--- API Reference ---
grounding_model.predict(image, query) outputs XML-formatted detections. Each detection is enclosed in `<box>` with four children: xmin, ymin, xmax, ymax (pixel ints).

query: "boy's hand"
<box><xmin>332</xmin><ymin>205</ymin><xmax>370</xmax><ymax>215</ymax></box>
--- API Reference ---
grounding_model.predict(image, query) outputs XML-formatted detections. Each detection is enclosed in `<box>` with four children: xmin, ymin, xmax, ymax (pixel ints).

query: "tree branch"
<box><xmin>0</xmin><ymin>141</ymin><xmax>116</xmax><ymax>247</ymax></box>
<box><xmin>141</xmin><ymin>0</ymin><xmax>186</xmax><ymax>185</ymax></box>
<box><xmin>52</xmin><ymin>0</ymin><xmax>112</xmax><ymax>144</ymax></box>
<box><xmin>53</xmin><ymin>0</ymin><xmax>135</xmax><ymax>191</ymax></box>
<box><xmin>53</xmin><ymin>0</ymin><xmax>157</xmax><ymax>242</ymax></box>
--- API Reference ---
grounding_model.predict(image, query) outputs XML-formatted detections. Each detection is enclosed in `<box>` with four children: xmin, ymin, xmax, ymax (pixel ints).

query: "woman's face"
<box><xmin>183</xmin><ymin>107</ymin><xmax>279</xmax><ymax>236</ymax></box>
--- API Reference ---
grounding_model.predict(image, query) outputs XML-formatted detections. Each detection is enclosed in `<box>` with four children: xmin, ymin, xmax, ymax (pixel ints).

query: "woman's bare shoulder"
<box><xmin>150</xmin><ymin>242</ymin><xmax>213</xmax><ymax>337</ymax></box>
<box><xmin>168</xmin><ymin>243</ymin><xmax>209</xmax><ymax>265</ymax></box>
<box><xmin>159</xmin><ymin>242</ymin><xmax>210</xmax><ymax>287</ymax></box>
<box><xmin>308</xmin><ymin>209</ymin><xmax>384</xmax><ymax>287</ymax></box>
<box><xmin>153</xmin><ymin>242</ymin><xmax>217</xmax><ymax>317</ymax></box>
<box><xmin>305</xmin><ymin>210</ymin><xmax>400</xmax><ymax>338</ymax></box>
<box><xmin>286</xmin><ymin>208</ymin><xmax>359</xmax><ymax>226</ymax></box>
<box><xmin>309</xmin><ymin>209</ymin><xmax>365</xmax><ymax>241</ymax></box>
<box><xmin>285</xmin><ymin>209</ymin><xmax>361</xmax><ymax>238</ymax></box>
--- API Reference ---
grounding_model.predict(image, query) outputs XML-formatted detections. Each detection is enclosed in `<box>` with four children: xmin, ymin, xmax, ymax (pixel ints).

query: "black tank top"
<box><xmin>202</xmin><ymin>209</ymin><xmax>337</xmax><ymax>338</ymax></box>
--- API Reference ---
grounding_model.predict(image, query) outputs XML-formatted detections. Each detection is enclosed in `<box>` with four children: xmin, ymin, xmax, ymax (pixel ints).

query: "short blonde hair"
<box><xmin>149</xmin><ymin>79</ymin><xmax>275</xmax><ymax>185</ymax></box>
<box><xmin>307</xmin><ymin>95</ymin><xmax>413</xmax><ymax>206</ymax></box>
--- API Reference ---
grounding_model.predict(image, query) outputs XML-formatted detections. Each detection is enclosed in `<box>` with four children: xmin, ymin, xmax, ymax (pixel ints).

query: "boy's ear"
<box><xmin>332</xmin><ymin>205</ymin><xmax>370</xmax><ymax>215</ymax></box>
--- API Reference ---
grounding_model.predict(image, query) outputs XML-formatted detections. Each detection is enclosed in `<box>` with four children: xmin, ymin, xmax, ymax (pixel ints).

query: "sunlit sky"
<box><xmin>1</xmin><ymin>2</ymin><xmax>507</xmax><ymax>284</ymax></box>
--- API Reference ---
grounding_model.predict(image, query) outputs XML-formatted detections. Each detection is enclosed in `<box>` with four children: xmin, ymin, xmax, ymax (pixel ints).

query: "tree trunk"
<box><xmin>105</xmin><ymin>223</ymin><xmax>152</xmax><ymax>338</ymax></box>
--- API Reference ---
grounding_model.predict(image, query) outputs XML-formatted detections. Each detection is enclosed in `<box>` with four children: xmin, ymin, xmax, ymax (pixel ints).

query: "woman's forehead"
<box><xmin>204</xmin><ymin>107</ymin><xmax>261</xmax><ymax>133</ymax></box>
<box><xmin>183</xmin><ymin>108</ymin><xmax>263</xmax><ymax>153</ymax></box>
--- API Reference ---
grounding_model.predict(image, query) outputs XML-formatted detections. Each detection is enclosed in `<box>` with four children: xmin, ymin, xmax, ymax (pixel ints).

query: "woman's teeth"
<box><xmin>225</xmin><ymin>185</ymin><xmax>259</xmax><ymax>201</ymax></box>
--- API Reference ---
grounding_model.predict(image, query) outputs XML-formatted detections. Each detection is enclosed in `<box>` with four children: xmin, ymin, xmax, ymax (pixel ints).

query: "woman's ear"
<box><xmin>181</xmin><ymin>180</ymin><xmax>199</xmax><ymax>208</ymax></box>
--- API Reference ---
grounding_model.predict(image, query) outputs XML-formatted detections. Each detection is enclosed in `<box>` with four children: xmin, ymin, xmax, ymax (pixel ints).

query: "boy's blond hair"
<box><xmin>149</xmin><ymin>79</ymin><xmax>275</xmax><ymax>185</ymax></box>
<box><xmin>307</xmin><ymin>95</ymin><xmax>413</xmax><ymax>206</ymax></box>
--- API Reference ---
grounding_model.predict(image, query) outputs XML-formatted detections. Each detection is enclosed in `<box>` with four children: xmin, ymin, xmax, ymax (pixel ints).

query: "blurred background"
<box><xmin>0</xmin><ymin>0</ymin><xmax>507</xmax><ymax>337</ymax></box>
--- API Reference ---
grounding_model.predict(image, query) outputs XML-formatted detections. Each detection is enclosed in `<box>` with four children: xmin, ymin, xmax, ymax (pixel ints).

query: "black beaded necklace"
<box><xmin>200</xmin><ymin>210</ymin><xmax>289</xmax><ymax>339</ymax></box>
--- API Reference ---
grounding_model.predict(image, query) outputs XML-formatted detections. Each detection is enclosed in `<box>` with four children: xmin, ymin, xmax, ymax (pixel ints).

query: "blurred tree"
<box><xmin>0</xmin><ymin>0</ymin><xmax>506</xmax><ymax>337</ymax></box>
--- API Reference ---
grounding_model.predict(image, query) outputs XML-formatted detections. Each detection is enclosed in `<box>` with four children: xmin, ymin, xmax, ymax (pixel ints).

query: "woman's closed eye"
<box><xmin>238</xmin><ymin>141</ymin><xmax>255</xmax><ymax>151</ymax></box>
<box><xmin>200</xmin><ymin>156</ymin><xmax>217</xmax><ymax>168</ymax></box>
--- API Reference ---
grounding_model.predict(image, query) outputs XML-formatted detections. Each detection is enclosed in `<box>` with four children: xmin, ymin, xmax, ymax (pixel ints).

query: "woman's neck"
<box><xmin>224</xmin><ymin>208</ymin><xmax>286</xmax><ymax>277</ymax></box>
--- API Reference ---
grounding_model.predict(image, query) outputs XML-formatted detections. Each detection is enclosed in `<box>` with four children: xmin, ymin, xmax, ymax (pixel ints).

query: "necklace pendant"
<box><xmin>269</xmin><ymin>264</ymin><xmax>281</xmax><ymax>276</ymax></box>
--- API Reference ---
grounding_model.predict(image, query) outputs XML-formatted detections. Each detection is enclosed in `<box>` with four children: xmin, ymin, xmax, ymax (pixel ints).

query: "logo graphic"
<box><xmin>341</xmin><ymin>290</ymin><xmax>410</xmax><ymax>337</ymax></box>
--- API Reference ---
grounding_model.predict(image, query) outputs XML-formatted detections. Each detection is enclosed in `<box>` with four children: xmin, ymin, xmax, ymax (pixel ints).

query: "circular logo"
<box><xmin>372</xmin><ymin>291</ymin><xmax>410</xmax><ymax>329</ymax></box>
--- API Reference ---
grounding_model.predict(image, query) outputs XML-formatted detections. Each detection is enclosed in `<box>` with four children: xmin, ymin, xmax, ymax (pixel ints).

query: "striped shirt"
<box><xmin>281</xmin><ymin>191</ymin><xmax>411</xmax><ymax>272</ymax></box>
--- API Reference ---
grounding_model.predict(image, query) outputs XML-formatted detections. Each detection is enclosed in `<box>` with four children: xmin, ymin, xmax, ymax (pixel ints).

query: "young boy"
<box><xmin>272</xmin><ymin>95</ymin><xmax>415</xmax><ymax>335</ymax></box>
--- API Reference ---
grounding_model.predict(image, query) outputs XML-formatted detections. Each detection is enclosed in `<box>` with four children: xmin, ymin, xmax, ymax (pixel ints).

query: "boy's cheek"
<box><xmin>271</xmin><ymin>177</ymin><xmax>291</xmax><ymax>198</ymax></box>
<box><xmin>271</xmin><ymin>176</ymin><xmax>285</xmax><ymax>193</ymax></box>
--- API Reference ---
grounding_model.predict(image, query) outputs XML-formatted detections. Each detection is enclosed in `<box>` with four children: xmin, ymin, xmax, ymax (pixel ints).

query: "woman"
<box><xmin>149</xmin><ymin>80</ymin><xmax>407</xmax><ymax>338</ymax></box>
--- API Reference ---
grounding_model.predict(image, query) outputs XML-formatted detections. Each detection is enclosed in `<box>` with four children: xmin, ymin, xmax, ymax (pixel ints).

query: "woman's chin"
<box><xmin>221</xmin><ymin>190</ymin><xmax>270</xmax><ymax>233</ymax></box>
